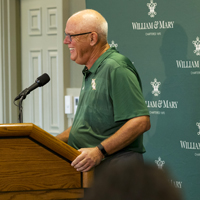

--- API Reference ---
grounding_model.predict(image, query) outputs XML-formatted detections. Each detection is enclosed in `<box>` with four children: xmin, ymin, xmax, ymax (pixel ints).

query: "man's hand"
<box><xmin>71</xmin><ymin>147</ymin><xmax>104</xmax><ymax>172</ymax></box>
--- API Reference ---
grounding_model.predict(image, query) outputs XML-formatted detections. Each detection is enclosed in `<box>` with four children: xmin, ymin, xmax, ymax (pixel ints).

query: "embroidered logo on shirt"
<box><xmin>91</xmin><ymin>79</ymin><xmax>96</xmax><ymax>90</ymax></box>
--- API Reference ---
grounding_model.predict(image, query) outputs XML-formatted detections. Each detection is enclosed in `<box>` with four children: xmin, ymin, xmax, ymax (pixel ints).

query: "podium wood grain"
<box><xmin>0</xmin><ymin>123</ymin><xmax>93</xmax><ymax>200</ymax></box>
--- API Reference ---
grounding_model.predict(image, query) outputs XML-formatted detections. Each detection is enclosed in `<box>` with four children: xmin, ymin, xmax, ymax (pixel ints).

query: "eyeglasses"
<box><xmin>64</xmin><ymin>32</ymin><xmax>92</xmax><ymax>42</ymax></box>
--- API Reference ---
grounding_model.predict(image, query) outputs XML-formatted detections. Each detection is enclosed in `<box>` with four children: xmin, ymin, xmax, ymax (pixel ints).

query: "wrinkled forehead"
<box><xmin>66</xmin><ymin>13</ymin><xmax>95</xmax><ymax>34</ymax></box>
<box><xmin>65</xmin><ymin>18</ymin><xmax>79</xmax><ymax>33</ymax></box>
<box><xmin>65</xmin><ymin>15</ymin><xmax>90</xmax><ymax>34</ymax></box>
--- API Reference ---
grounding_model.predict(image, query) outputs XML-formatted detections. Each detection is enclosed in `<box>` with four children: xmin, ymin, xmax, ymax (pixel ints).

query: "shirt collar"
<box><xmin>82</xmin><ymin>47</ymin><xmax>118</xmax><ymax>76</ymax></box>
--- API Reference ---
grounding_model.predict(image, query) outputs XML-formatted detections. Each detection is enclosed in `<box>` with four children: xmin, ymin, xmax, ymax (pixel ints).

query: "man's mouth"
<box><xmin>69</xmin><ymin>48</ymin><xmax>75</xmax><ymax>52</ymax></box>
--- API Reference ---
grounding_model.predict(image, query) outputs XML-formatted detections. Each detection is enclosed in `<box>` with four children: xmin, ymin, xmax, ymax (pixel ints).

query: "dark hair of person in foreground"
<box><xmin>83</xmin><ymin>161</ymin><xmax>183</xmax><ymax>200</ymax></box>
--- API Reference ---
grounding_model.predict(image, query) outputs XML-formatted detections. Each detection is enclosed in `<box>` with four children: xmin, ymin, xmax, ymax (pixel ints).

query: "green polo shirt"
<box><xmin>68</xmin><ymin>47</ymin><xmax>149</xmax><ymax>154</ymax></box>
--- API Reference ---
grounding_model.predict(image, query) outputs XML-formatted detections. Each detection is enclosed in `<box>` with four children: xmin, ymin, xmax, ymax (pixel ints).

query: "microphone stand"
<box><xmin>18</xmin><ymin>96</ymin><xmax>24</xmax><ymax>123</ymax></box>
<box><xmin>18</xmin><ymin>91</ymin><xmax>28</xmax><ymax>123</ymax></box>
<box><xmin>14</xmin><ymin>73</ymin><xmax>50</xmax><ymax>123</ymax></box>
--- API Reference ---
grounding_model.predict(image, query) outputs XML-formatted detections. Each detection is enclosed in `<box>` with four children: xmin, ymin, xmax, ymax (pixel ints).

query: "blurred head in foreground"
<box><xmin>83</xmin><ymin>161</ymin><xmax>182</xmax><ymax>200</ymax></box>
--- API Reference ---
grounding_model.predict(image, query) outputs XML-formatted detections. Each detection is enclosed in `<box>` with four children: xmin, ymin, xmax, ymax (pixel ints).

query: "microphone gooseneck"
<box><xmin>14</xmin><ymin>73</ymin><xmax>50</xmax><ymax>101</ymax></box>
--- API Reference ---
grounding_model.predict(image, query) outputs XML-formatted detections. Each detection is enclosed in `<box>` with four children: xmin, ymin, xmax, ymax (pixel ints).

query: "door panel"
<box><xmin>21</xmin><ymin>0</ymin><xmax>67</xmax><ymax>135</ymax></box>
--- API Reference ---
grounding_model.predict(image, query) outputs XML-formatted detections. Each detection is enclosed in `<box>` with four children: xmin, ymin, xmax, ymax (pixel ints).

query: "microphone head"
<box><xmin>36</xmin><ymin>73</ymin><xmax>50</xmax><ymax>86</ymax></box>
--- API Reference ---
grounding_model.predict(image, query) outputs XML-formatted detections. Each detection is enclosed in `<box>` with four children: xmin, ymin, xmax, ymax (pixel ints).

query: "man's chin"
<box><xmin>70</xmin><ymin>55</ymin><xmax>76</xmax><ymax>61</ymax></box>
<box><xmin>70</xmin><ymin>56</ymin><xmax>85</xmax><ymax>65</ymax></box>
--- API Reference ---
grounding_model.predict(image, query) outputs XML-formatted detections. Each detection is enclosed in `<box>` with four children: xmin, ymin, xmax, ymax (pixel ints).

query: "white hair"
<box><xmin>96</xmin><ymin>18</ymin><xmax>108</xmax><ymax>41</ymax></box>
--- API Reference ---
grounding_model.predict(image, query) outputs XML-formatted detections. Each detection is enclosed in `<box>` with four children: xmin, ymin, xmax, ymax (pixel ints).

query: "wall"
<box><xmin>0</xmin><ymin>0</ymin><xmax>85</xmax><ymax>132</ymax></box>
<box><xmin>0</xmin><ymin>0</ymin><xmax>20</xmax><ymax>123</ymax></box>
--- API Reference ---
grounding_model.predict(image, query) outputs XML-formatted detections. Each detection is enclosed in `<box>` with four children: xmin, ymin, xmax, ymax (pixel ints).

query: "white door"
<box><xmin>20</xmin><ymin>0</ymin><xmax>69</xmax><ymax>135</ymax></box>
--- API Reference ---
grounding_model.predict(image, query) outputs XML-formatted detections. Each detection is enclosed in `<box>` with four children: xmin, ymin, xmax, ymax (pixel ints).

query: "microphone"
<box><xmin>14</xmin><ymin>73</ymin><xmax>50</xmax><ymax>101</ymax></box>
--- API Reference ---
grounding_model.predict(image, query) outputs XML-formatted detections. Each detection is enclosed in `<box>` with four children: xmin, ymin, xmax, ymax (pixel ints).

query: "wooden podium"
<box><xmin>0</xmin><ymin>123</ymin><xmax>93</xmax><ymax>200</ymax></box>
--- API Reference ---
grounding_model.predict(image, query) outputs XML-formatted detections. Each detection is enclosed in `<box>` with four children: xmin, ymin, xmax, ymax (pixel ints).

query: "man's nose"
<box><xmin>64</xmin><ymin>36</ymin><xmax>70</xmax><ymax>44</ymax></box>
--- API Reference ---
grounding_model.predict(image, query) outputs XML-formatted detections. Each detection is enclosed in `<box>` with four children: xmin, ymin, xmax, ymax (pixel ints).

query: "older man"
<box><xmin>56</xmin><ymin>9</ymin><xmax>150</xmax><ymax>173</ymax></box>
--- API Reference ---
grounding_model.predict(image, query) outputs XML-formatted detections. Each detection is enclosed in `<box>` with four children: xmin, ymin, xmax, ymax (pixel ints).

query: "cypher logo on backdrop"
<box><xmin>145</xmin><ymin>78</ymin><xmax>179</xmax><ymax>115</ymax></box>
<box><xmin>109</xmin><ymin>40</ymin><xmax>118</xmax><ymax>49</ymax></box>
<box><xmin>197</xmin><ymin>122</ymin><xmax>200</xmax><ymax>135</ymax></box>
<box><xmin>151</xmin><ymin>78</ymin><xmax>161</xmax><ymax>96</ymax></box>
<box><xmin>132</xmin><ymin>1</ymin><xmax>174</xmax><ymax>36</ymax></box>
<box><xmin>155</xmin><ymin>157</ymin><xmax>165</xmax><ymax>169</ymax></box>
<box><xmin>147</xmin><ymin>0</ymin><xmax>157</xmax><ymax>18</ymax></box>
<box><xmin>180</xmin><ymin>122</ymin><xmax>200</xmax><ymax>156</ymax></box>
<box><xmin>176</xmin><ymin>37</ymin><xmax>200</xmax><ymax>75</ymax></box>
<box><xmin>193</xmin><ymin>37</ymin><xmax>200</xmax><ymax>56</ymax></box>
<box><xmin>155</xmin><ymin>157</ymin><xmax>182</xmax><ymax>188</ymax></box>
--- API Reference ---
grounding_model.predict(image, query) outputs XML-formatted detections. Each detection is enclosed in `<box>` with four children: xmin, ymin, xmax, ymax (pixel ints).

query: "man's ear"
<box><xmin>90</xmin><ymin>32</ymin><xmax>98</xmax><ymax>46</ymax></box>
